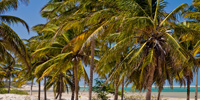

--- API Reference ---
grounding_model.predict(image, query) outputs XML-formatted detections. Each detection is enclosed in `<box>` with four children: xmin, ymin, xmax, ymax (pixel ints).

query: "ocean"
<box><xmin>79</xmin><ymin>86</ymin><xmax>200</xmax><ymax>92</ymax></box>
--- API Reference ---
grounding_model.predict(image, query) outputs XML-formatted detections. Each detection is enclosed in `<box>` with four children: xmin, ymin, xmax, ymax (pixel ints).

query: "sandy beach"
<box><xmin>0</xmin><ymin>85</ymin><xmax>200</xmax><ymax>100</ymax></box>
<box><xmin>1</xmin><ymin>92</ymin><xmax>200</xmax><ymax>100</ymax></box>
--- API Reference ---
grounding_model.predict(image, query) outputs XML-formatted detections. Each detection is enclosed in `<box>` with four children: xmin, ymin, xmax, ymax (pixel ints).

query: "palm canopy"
<box><xmin>0</xmin><ymin>0</ymin><xmax>29</xmax><ymax>14</ymax></box>
<box><xmin>91</xmin><ymin>0</ymin><xmax>190</xmax><ymax>100</ymax></box>
<box><xmin>33</xmin><ymin>32</ymin><xmax>89</xmax><ymax>83</ymax></box>
<box><xmin>0</xmin><ymin>52</ymin><xmax>22</xmax><ymax>92</ymax></box>
<box><xmin>38</xmin><ymin>0</ymin><xmax>187</xmax><ymax>55</ymax></box>
<box><xmin>0</xmin><ymin>0</ymin><xmax>29</xmax><ymax>30</ymax></box>
<box><xmin>19</xmin><ymin>0</ymin><xmax>197</xmax><ymax>100</ymax></box>
<box><xmin>31</xmin><ymin>24</ymin><xmax>90</xmax><ymax>89</ymax></box>
<box><xmin>32</xmin><ymin>29</ymin><xmax>90</xmax><ymax>100</ymax></box>
<box><xmin>41</xmin><ymin>0</ymin><xmax>190</xmax><ymax>91</ymax></box>
<box><xmin>0</xmin><ymin>52</ymin><xmax>15</xmax><ymax>78</ymax></box>
<box><xmin>0</xmin><ymin>0</ymin><xmax>30</xmax><ymax>72</ymax></box>
<box><xmin>181</xmin><ymin>1</ymin><xmax>200</xmax><ymax>58</ymax></box>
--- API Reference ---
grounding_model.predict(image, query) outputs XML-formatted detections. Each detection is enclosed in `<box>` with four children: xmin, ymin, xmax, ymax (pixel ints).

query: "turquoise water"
<box><xmin>79</xmin><ymin>86</ymin><xmax>200</xmax><ymax>92</ymax></box>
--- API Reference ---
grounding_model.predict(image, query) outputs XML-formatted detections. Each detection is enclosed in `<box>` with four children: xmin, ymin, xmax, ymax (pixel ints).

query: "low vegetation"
<box><xmin>0</xmin><ymin>88</ymin><xmax>28</xmax><ymax>95</ymax></box>
<box><xmin>124</xmin><ymin>95</ymin><xmax>158</xmax><ymax>100</ymax></box>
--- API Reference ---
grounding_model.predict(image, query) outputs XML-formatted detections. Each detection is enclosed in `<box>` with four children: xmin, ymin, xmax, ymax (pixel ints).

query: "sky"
<box><xmin>3</xmin><ymin>0</ymin><xmax>199</xmax><ymax>86</ymax></box>
<box><xmin>4</xmin><ymin>0</ymin><xmax>192</xmax><ymax>39</ymax></box>
<box><xmin>5</xmin><ymin>0</ymin><xmax>48</xmax><ymax>39</ymax></box>
<box><xmin>165</xmin><ymin>0</ymin><xmax>192</xmax><ymax>12</ymax></box>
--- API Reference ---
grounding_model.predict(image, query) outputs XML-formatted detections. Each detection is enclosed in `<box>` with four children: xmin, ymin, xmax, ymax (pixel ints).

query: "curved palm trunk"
<box><xmin>56</xmin><ymin>93</ymin><xmax>60</xmax><ymax>99</ymax></box>
<box><xmin>187</xmin><ymin>75</ymin><xmax>190</xmax><ymax>100</ymax></box>
<box><xmin>157</xmin><ymin>86</ymin><xmax>162</xmax><ymax>100</ymax></box>
<box><xmin>89</xmin><ymin>37</ymin><xmax>95</xmax><ymax>100</ymax></box>
<box><xmin>74</xmin><ymin>60</ymin><xmax>79</xmax><ymax>100</ymax></box>
<box><xmin>38</xmin><ymin>80</ymin><xmax>41</xmax><ymax>100</ymax></box>
<box><xmin>59</xmin><ymin>73</ymin><xmax>63</xmax><ymax>100</ymax></box>
<box><xmin>145</xmin><ymin>65</ymin><xmax>155</xmax><ymax>100</ymax></box>
<box><xmin>44</xmin><ymin>76</ymin><xmax>47</xmax><ymax>100</ymax></box>
<box><xmin>121</xmin><ymin>78</ymin><xmax>124</xmax><ymax>100</ymax></box>
<box><xmin>30</xmin><ymin>80</ymin><xmax>33</xmax><ymax>95</ymax></box>
<box><xmin>195</xmin><ymin>67</ymin><xmax>198</xmax><ymax>100</ymax></box>
<box><xmin>114</xmin><ymin>77</ymin><xmax>119</xmax><ymax>100</ymax></box>
<box><xmin>71</xmin><ymin>73</ymin><xmax>75</xmax><ymax>100</ymax></box>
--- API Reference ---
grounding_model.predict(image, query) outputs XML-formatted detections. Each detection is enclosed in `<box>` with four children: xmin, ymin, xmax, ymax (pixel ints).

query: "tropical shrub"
<box><xmin>92</xmin><ymin>78</ymin><xmax>121</xmax><ymax>100</ymax></box>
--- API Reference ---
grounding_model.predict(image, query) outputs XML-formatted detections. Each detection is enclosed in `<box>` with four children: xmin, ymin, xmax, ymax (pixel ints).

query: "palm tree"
<box><xmin>40</xmin><ymin>1</ymin><xmax>99</xmax><ymax>99</ymax></box>
<box><xmin>46</xmin><ymin>71</ymin><xmax>72</xmax><ymax>99</ymax></box>
<box><xmin>0</xmin><ymin>1</ymin><xmax>32</xmax><ymax>91</ymax></box>
<box><xmin>182</xmin><ymin>1</ymin><xmax>200</xmax><ymax>99</ymax></box>
<box><xmin>33</xmin><ymin>1</ymin><xmax>197</xmax><ymax>100</ymax></box>
<box><xmin>0</xmin><ymin>0</ymin><xmax>29</xmax><ymax>13</ymax></box>
<box><xmin>34</xmin><ymin>46</ymin><xmax>89</xmax><ymax>100</ymax></box>
<box><xmin>99</xmin><ymin>61</ymin><xmax>121</xmax><ymax>100</ymax></box>
<box><xmin>89</xmin><ymin>37</ymin><xmax>95</xmax><ymax>100</ymax></box>
<box><xmin>0</xmin><ymin>0</ymin><xmax>29</xmax><ymax>56</ymax></box>
<box><xmin>121</xmin><ymin>77</ymin><xmax>125</xmax><ymax>100</ymax></box>
<box><xmin>94</xmin><ymin>1</ymin><xmax>190</xmax><ymax>100</ymax></box>
<box><xmin>43</xmin><ymin>1</ymin><xmax>191</xmax><ymax>100</ymax></box>
<box><xmin>195</xmin><ymin>67</ymin><xmax>199</xmax><ymax>100</ymax></box>
<box><xmin>173</xmin><ymin>22</ymin><xmax>200</xmax><ymax>100</ymax></box>
<box><xmin>96</xmin><ymin>42</ymin><xmax>129</xmax><ymax>100</ymax></box>
<box><xmin>0</xmin><ymin>52</ymin><xmax>20</xmax><ymax>93</ymax></box>
<box><xmin>31</xmin><ymin>25</ymin><xmax>90</xmax><ymax>100</ymax></box>
<box><xmin>172</xmin><ymin>1</ymin><xmax>200</xmax><ymax>97</ymax></box>
<box><xmin>38</xmin><ymin>80</ymin><xmax>41</xmax><ymax>100</ymax></box>
<box><xmin>31</xmin><ymin>24</ymin><xmax>61</xmax><ymax>100</ymax></box>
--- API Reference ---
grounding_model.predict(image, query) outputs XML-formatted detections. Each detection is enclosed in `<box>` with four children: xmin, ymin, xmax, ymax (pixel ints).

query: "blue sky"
<box><xmin>4</xmin><ymin>0</ymin><xmax>199</xmax><ymax>86</ymax></box>
<box><xmin>165</xmin><ymin>0</ymin><xmax>192</xmax><ymax>12</ymax></box>
<box><xmin>4</xmin><ymin>0</ymin><xmax>192</xmax><ymax>39</ymax></box>
<box><xmin>4</xmin><ymin>0</ymin><xmax>48</xmax><ymax>39</ymax></box>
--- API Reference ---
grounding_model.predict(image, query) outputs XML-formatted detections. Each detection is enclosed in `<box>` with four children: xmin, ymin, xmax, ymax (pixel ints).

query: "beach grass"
<box><xmin>0</xmin><ymin>88</ymin><xmax>28</xmax><ymax>95</ymax></box>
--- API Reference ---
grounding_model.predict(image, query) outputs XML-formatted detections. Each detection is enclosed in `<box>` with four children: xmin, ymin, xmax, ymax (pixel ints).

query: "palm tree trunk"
<box><xmin>59</xmin><ymin>73</ymin><xmax>63</xmax><ymax>100</ymax></box>
<box><xmin>89</xmin><ymin>37</ymin><xmax>95</xmax><ymax>100</ymax></box>
<box><xmin>56</xmin><ymin>93</ymin><xmax>60</xmax><ymax>99</ymax></box>
<box><xmin>74</xmin><ymin>60</ymin><xmax>79</xmax><ymax>100</ymax></box>
<box><xmin>44</xmin><ymin>76</ymin><xmax>47</xmax><ymax>100</ymax></box>
<box><xmin>157</xmin><ymin>86</ymin><xmax>162</xmax><ymax>100</ymax></box>
<box><xmin>38</xmin><ymin>80</ymin><xmax>41</xmax><ymax>100</ymax></box>
<box><xmin>121</xmin><ymin>78</ymin><xmax>124</xmax><ymax>100</ymax></box>
<box><xmin>195</xmin><ymin>67</ymin><xmax>198</xmax><ymax>100</ymax></box>
<box><xmin>145</xmin><ymin>65</ymin><xmax>155</xmax><ymax>100</ymax></box>
<box><xmin>187</xmin><ymin>75</ymin><xmax>190</xmax><ymax>100</ymax></box>
<box><xmin>114</xmin><ymin>77</ymin><xmax>119</xmax><ymax>100</ymax></box>
<box><xmin>83</xmin><ymin>81</ymin><xmax>86</xmax><ymax>92</ymax></box>
<box><xmin>71</xmin><ymin>72</ymin><xmax>75</xmax><ymax>100</ymax></box>
<box><xmin>30</xmin><ymin>80</ymin><xmax>33</xmax><ymax>95</ymax></box>
<box><xmin>8</xmin><ymin>73</ymin><xmax>11</xmax><ymax>93</ymax></box>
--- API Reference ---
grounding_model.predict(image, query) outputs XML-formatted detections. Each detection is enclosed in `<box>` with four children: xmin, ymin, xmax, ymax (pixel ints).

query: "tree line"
<box><xmin>0</xmin><ymin>0</ymin><xmax>200</xmax><ymax>100</ymax></box>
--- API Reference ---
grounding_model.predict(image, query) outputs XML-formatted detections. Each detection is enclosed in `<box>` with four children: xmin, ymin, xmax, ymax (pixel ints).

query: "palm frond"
<box><xmin>0</xmin><ymin>15</ymin><xmax>29</xmax><ymax>32</ymax></box>
<box><xmin>159</xmin><ymin>3</ymin><xmax>188</xmax><ymax>27</ymax></box>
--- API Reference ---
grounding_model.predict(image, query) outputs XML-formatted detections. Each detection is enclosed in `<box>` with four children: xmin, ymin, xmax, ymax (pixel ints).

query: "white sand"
<box><xmin>0</xmin><ymin>94</ymin><xmax>37</xmax><ymax>100</ymax></box>
<box><xmin>1</xmin><ymin>92</ymin><xmax>200</xmax><ymax>100</ymax></box>
<box><xmin>1</xmin><ymin>85</ymin><xmax>200</xmax><ymax>100</ymax></box>
<box><xmin>0</xmin><ymin>92</ymin><xmax>90</xmax><ymax>100</ymax></box>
